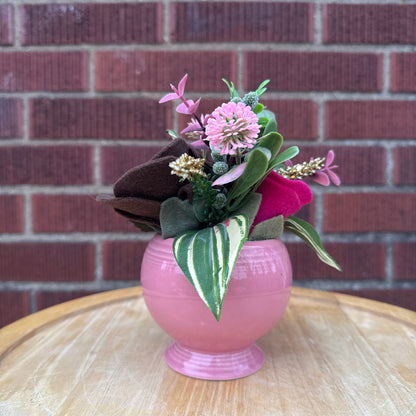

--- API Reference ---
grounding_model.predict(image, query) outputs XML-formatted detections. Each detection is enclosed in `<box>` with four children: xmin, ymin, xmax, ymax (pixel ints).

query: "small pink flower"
<box><xmin>159</xmin><ymin>74</ymin><xmax>188</xmax><ymax>103</ymax></box>
<box><xmin>312</xmin><ymin>150</ymin><xmax>341</xmax><ymax>186</ymax></box>
<box><xmin>159</xmin><ymin>74</ymin><xmax>201</xmax><ymax>116</ymax></box>
<box><xmin>205</xmin><ymin>102</ymin><xmax>260</xmax><ymax>156</ymax></box>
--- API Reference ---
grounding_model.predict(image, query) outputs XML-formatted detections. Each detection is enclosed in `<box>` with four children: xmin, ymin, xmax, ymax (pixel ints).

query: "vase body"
<box><xmin>141</xmin><ymin>234</ymin><xmax>292</xmax><ymax>380</ymax></box>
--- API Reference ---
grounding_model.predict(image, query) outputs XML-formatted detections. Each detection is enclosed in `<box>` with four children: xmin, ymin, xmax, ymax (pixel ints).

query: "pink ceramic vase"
<box><xmin>141</xmin><ymin>234</ymin><xmax>292</xmax><ymax>380</ymax></box>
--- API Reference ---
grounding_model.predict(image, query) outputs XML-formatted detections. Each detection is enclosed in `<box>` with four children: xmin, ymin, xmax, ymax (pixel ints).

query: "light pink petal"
<box><xmin>180</xmin><ymin>123</ymin><xmax>202</xmax><ymax>134</ymax></box>
<box><xmin>176</xmin><ymin>100</ymin><xmax>194</xmax><ymax>114</ymax></box>
<box><xmin>177</xmin><ymin>74</ymin><xmax>188</xmax><ymax>96</ymax></box>
<box><xmin>327</xmin><ymin>169</ymin><xmax>341</xmax><ymax>186</ymax></box>
<box><xmin>212</xmin><ymin>163</ymin><xmax>247</xmax><ymax>186</ymax></box>
<box><xmin>159</xmin><ymin>92</ymin><xmax>179</xmax><ymax>103</ymax></box>
<box><xmin>312</xmin><ymin>172</ymin><xmax>330</xmax><ymax>186</ymax></box>
<box><xmin>187</xmin><ymin>97</ymin><xmax>201</xmax><ymax>114</ymax></box>
<box><xmin>191</xmin><ymin>139</ymin><xmax>209</xmax><ymax>150</ymax></box>
<box><xmin>326</xmin><ymin>150</ymin><xmax>335</xmax><ymax>166</ymax></box>
<box><xmin>170</xmin><ymin>83</ymin><xmax>179</xmax><ymax>95</ymax></box>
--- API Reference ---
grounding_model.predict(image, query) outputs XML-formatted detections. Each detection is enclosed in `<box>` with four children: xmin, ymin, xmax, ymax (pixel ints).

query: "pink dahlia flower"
<box><xmin>205</xmin><ymin>102</ymin><xmax>260</xmax><ymax>155</ymax></box>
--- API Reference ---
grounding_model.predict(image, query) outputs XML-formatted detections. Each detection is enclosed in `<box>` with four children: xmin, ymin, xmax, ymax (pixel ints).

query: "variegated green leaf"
<box><xmin>284</xmin><ymin>216</ymin><xmax>341</xmax><ymax>271</ymax></box>
<box><xmin>173</xmin><ymin>215</ymin><xmax>248</xmax><ymax>321</ymax></box>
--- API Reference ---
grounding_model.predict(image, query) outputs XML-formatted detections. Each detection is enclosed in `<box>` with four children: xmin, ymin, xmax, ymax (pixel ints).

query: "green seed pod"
<box><xmin>213</xmin><ymin>161</ymin><xmax>229</xmax><ymax>175</ymax></box>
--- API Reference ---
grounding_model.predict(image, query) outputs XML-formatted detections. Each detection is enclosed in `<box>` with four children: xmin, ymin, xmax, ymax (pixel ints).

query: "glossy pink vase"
<box><xmin>141</xmin><ymin>234</ymin><xmax>292</xmax><ymax>380</ymax></box>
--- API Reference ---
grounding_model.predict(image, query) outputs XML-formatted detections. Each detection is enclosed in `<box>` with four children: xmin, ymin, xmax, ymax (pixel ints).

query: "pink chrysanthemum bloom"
<box><xmin>205</xmin><ymin>102</ymin><xmax>260</xmax><ymax>156</ymax></box>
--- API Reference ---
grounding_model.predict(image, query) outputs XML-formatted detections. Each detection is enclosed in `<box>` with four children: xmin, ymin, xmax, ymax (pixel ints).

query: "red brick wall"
<box><xmin>0</xmin><ymin>1</ymin><xmax>415</xmax><ymax>327</ymax></box>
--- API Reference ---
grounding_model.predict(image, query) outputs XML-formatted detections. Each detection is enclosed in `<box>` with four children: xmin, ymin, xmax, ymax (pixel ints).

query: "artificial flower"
<box><xmin>205</xmin><ymin>102</ymin><xmax>260</xmax><ymax>155</ymax></box>
<box><xmin>252</xmin><ymin>171</ymin><xmax>313</xmax><ymax>227</ymax></box>
<box><xmin>312</xmin><ymin>150</ymin><xmax>341</xmax><ymax>186</ymax></box>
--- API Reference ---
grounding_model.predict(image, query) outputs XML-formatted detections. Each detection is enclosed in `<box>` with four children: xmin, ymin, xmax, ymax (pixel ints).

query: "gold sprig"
<box><xmin>169</xmin><ymin>153</ymin><xmax>207</xmax><ymax>182</ymax></box>
<box><xmin>279</xmin><ymin>157</ymin><xmax>326</xmax><ymax>180</ymax></box>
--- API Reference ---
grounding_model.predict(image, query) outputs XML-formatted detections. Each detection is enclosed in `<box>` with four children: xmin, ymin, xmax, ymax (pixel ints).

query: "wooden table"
<box><xmin>0</xmin><ymin>287</ymin><xmax>415</xmax><ymax>415</ymax></box>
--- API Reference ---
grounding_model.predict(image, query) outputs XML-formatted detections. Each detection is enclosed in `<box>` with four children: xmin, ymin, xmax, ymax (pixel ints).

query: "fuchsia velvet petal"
<box><xmin>252</xmin><ymin>171</ymin><xmax>313</xmax><ymax>227</ymax></box>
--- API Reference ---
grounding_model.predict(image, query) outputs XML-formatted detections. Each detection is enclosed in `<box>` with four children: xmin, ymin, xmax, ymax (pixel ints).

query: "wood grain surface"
<box><xmin>0</xmin><ymin>287</ymin><xmax>415</xmax><ymax>416</ymax></box>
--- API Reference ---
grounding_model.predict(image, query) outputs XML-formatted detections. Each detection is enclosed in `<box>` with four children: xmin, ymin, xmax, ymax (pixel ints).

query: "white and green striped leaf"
<box><xmin>284</xmin><ymin>216</ymin><xmax>342</xmax><ymax>271</ymax></box>
<box><xmin>173</xmin><ymin>215</ymin><xmax>248</xmax><ymax>321</ymax></box>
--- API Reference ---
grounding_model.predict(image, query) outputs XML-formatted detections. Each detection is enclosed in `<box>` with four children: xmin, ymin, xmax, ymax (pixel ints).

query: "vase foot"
<box><xmin>164</xmin><ymin>341</ymin><xmax>265</xmax><ymax>380</ymax></box>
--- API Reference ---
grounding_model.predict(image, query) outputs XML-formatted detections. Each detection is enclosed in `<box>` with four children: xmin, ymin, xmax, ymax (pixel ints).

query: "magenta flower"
<box><xmin>205</xmin><ymin>102</ymin><xmax>260</xmax><ymax>156</ymax></box>
<box><xmin>252</xmin><ymin>171</ymin><xmax>313</xmax><ymax>228</ymax></box>
<box><xmin>312</xmin><ymin>150</ymin><xmax>341</xmax><ymax>186</ymax></box>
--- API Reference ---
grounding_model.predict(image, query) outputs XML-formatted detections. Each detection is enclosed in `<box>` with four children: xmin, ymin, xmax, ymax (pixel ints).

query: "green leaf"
<box><xmin>249</xmin><ymin>215</ymin><xmax>284</xmax><ymax>241</ymax></box>
<box><xmin>253</xmin><ymin>103</ymin><xmax>264</xmax><ymax>114</ymax></box>
<box><xmin>166</xmin><ymin>129</ymin><xmax>179</xmax><ymax>139</ymax></box>
<box><xmin>173</xmin><ymin>215</ymin><xmax>248</xmax><ymax>321</ymax></box>
<box><xmin>222</xmin><ymin>79</ymin><xmax>240</xmax><ymax>99</ymax></box>
<box><xmin>160</xmin><ymin>197</ymin><xmax>200</xmax><ymax>238</ymax></box>
<box><xmin>233</xmin><ymin>193</ymin><xmax>262</xmax><ymax>227</ymax></box>
<box><xmin>256</xmin><ymin>109</ymin><xmax>275</xmax><ymax>124</ymax></box>
<box><xmin>226</xmin><ymin>148</ymin><xmax>269</xmax><ymax>211</ymax></box>
<box><xmin>255</xmin><ymin>79</ymin><xmax>270</xmax><ymax>96</ymax></box>
<box><xmin>284</xmin><ymin>217</ymin><xmax>342</xmax><ymax>271</ymax></box>
<box><xmin>257</xmin><ymin>132</ymin><xmax>283</xmax><ymax>161</ymax></box>
<box><xmin>263</xmin><ymin>117</ymin><xmax>277</xmax><ymax>136</ymax></box>
<box><xmin>268</xmin><ymin>146</ymin><xmax>299</xmax><ymax>171</ymax></box>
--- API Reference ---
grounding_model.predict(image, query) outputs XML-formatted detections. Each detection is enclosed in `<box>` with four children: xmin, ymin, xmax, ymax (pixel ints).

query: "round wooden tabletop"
<box><xmin>0</xmin><ymin>287</ymin><xmax>415</xmax><ymax>415</ymax></box>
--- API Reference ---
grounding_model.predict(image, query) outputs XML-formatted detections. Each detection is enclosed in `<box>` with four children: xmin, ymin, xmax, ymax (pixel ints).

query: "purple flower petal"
<box><xmin>312</xmin><ymin>171</ymin><xmax>330</xmax><ymax>186</ymax></box>
<box><xmin>177</xmin><ymin>74</ymin><xmax>188</xmax><ymax>96</ymax></box>
<box><xmin>327</xmin><ymin>169</ymin><xmax>341</xmax><ymax>186</ymax></box>
<box><xmin>187</xmin><ymin>97</ymin><xmax>201</xmax><ymax>114</ymax></box>
<box><xmin>326</xmin><ymin>150</ymin><xmax>335</xmax><ymax>166</ymax></box>
<box><xmin>212</xmin><ymin>163</ymin><xmax>247</xmax><ymax>186</ymax></box>
<box><xmin>176</xmin><ymin>100</ymin><xmax>194</xmax><ymax>114</ymax></box>
<box><xmin>159</xmin><ymin>92</ymin><xmax>179</xmax><ymax>103</ymax></box>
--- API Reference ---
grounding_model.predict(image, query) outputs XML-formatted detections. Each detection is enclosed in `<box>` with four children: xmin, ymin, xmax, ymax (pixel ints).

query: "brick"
<box><xmin>0</xmin><ymin>291</ymin><xmax>30</xmax><ymax>328</ymax></box>
<box><xmin>261</xmin><ymin>100</ymin><xmax>318</xmax><ymax>140</ymax></box>
<box><xmin>0</xmin><ymin>52</ymin><xmax>88</xmax><ymax>92</ymax></box>
<box><xmin>292</xmin><ymin>146</ymin><xmax>386</xmax><ymax>186</ymax></box>
<box><xmin>286</xmin><ymin>242</ymin><xmax>385</xmax><ymax>280</ymax></box>
<box><xmin>29</xmin><ymin>98</ymin><xmax>171</xmax><ymax>140</ymax></box>
<box><xmin>0</xmin><ymin>242</ymin><xmax>95</xmax><ymax>282</ymax></box>
<box><xmin>337</xmin><ymin>289</ymin><xmax>416</xmax><ymax>312</ymax></box>
<box><xmin>323</xmin><ymin>193</ymin><xmax>416</xmax><ymax>233</ymax></box>
<box><xmin>102</xmin><ymin>241</ymin><xmax>148</xmax><ymax>280</ymax></box>
<box><xmin>394</xmin><ymin>146</ymin><xmax>416</xmax><ymax>186</ymax></box>
<box><xmin>0</xmin><ymin>195</ymin><xmax>24</xmax><ymax>233</ymax></box>
<box><xmin>0</xmin><ymin>146</ymin><xmax>93</xmax><ymax>185</ymax></box>
<box><xmin>171</xmin><ymin>2</ymin><xmax>312</xmax><ymax>43</ymax></box>
<box><xmin>21</xmin><ymin>3</ymin><xmax>163</xmax><ymax>45</ymax></box>
<box><xmin>101</xmin><ymin>145</ymin><xmax>162</xmax><ymax>185</ymax></box>
<box><xmin>325</xmin><ymin>101</ymin><xmax>416</xmax><ymax>140</ymax></box>
<box><xmin>244</xmin><ymin>52</ymin><xmax>382</xmax><ymax>92</ymax></box>
<box><xmin>391</xmin><ymin>53</ymin><xmax>416</xmax><ymax>93</ymax></box>
<box><xmin>0</xmin><ymin>5</ymin><xmax>13</xmax><ymax>45</ymax></box>
<box><xmin>323</xmin><ymin>4</ymin><xmax>416</xmax><ymax>45</ymax></box>
<box><xmin>36</xmin><ymin>290</ymin><xmax>100</xmax><ymax>311</ymax></box>
<box><xmin>0</xmin><ymin>98</ymin><xmax>22</xmax><ymax>138</ymax></box>
<box><xmin>32</xmin><ymin>194</ymin><xmax>139</xmax><ymax>233</ymax></box>
<box><xmin>394</xmin><ymin>242</ymin><xmax>416</xmax><ymax>281</ymax></box>
<box><xmin>95</xmin><ymin>51</ymin><xmax>237</xmax><ymax>92</ymax></box>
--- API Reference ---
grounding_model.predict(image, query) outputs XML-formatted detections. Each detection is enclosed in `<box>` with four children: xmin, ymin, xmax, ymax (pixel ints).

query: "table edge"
<box><xmin>0</xmin><ymin>287</ymin><xmax>143</xmax><ymax>360</ymax></box>
<box><xmin>1</xmin><ymin>286</ymin><xmax>415</xmax><ymax>360</ymax></box>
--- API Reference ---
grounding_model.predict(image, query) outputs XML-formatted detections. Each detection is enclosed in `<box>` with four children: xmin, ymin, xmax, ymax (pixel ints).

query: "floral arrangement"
<box><xmin>100</xmin><ymin>74</ymin><xmax>341</xmax><ymax>320</ymax></box>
